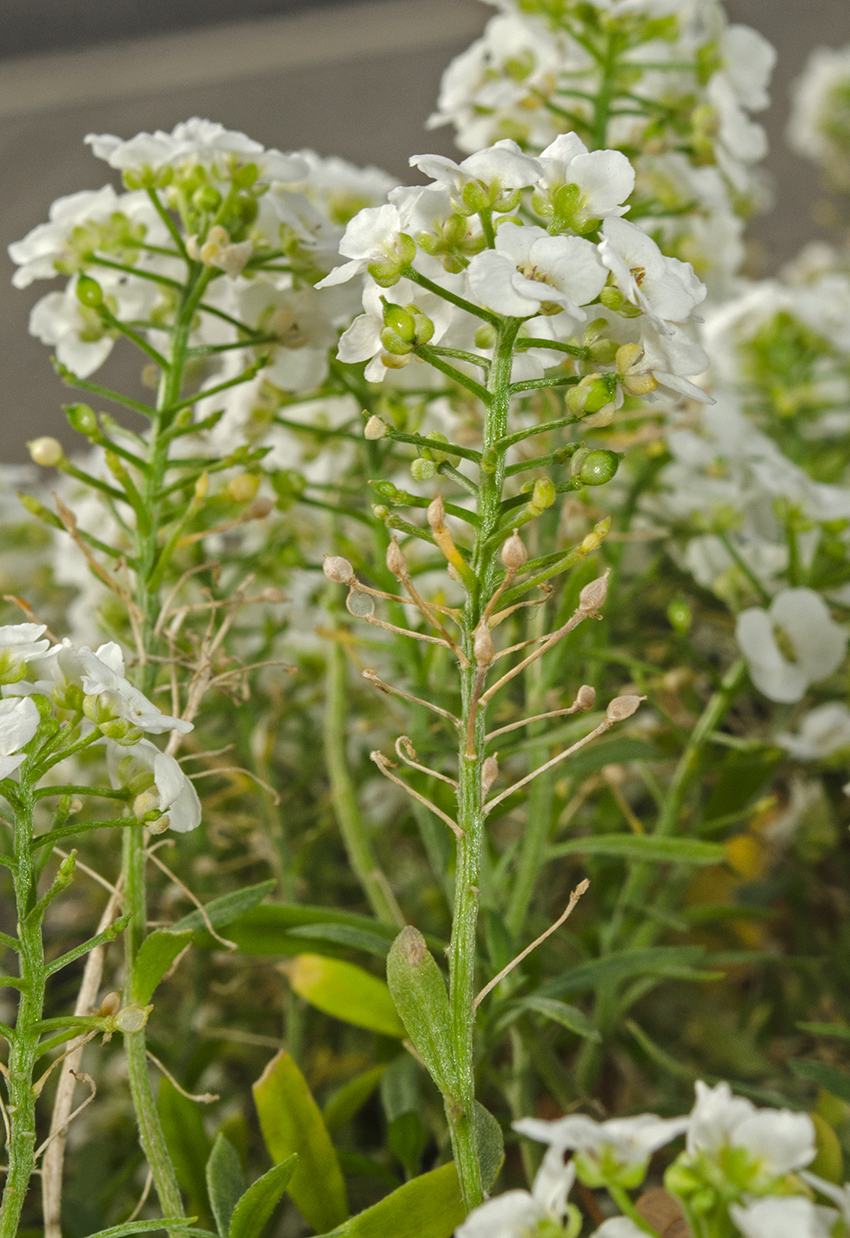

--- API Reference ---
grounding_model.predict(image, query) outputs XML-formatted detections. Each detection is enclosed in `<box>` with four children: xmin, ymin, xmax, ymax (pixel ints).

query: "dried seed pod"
<box><xmin>386</xmin><ymin>538</ymin><xmax>407</xmax><ymax>578</ymax></box>
<box><xmin>427</xmin><ymin>495</ymin><xmax>446</xmax><ymax>531</ymax></box>
<box><xmin>364</xmin><ymin>415</ymin><xmax>387</xmax><ymax>440</ymax></box>
<box><xmin>578</xmin><ymin>571</ymin><xmax>609</xmax><ymax>615</ymax></box>
<box><xmin>98</xmin><ymin>991</ymin><xmax>122</xmax><ymax>1018</ymax></box>
<box><xmin>500</xmin><ymin>529</ymin><xmax>528</xmax><ymax>571</ymax></box>
<box><xmin>473</xmin><ymin>621</ymin><xmax>495</xmax><ymax>668</ymax></box>
<box><xmin>481</xmin><ymin>756</ymin><xmax>499</xmax><ymax>797</ymax></box>
<box><xmin>606</xmin><ymin>694</ymin><xmax>644</xmax><ymax>723</ymax></box>
<box><xmin>577</xmin><ymin>684</ymin><xmax>596</xmax><ymax>711</ymax></box>
<box><xmin>323</xmin><ymin>555</ymin><xmax>356</xmax><ymax>585</ymax></box>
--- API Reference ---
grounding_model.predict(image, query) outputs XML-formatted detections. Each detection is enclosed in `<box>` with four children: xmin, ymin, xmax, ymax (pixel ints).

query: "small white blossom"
<box><xmin>514</xmin><ymin>1111</ymin><xmax>687</xmax><ymax>1189</ymax></box>
<box><xmin>466</xmin><ymin>224</ymin><xmax>607</xmax><ymax>319</ymax></box>
<box><xmin>457</xmin><ymin>1146</ymin><xmax>576</xmax><ymax>1238</ymax></box>
<box><xmin>108</xmin><ymin>739</ymin><xmax>202</xmax><ymax>833</ymax></box>
<box><xmin>599</xmin><ymin>217</ymin><xmax>706</xmax><ymax>325</ymax></box>
<box><xmin>778</xmin><ymin>703</ymin><xmax>850</xmax><ymax>760</ymax></box>
<box><xmin>316</xmin><ymin>203</ymin><xmax>410</xmax><ymax>288</ymax></box>
<box><xmin>685</xmin><ymin>1081</ymin><xmax>816</xmax><ymax>1183</ymax></box>
<box><xmin>0</xmin><ymin>623</ymin><xmax>51</xmax><ymax>683</ymax></box>
<box><xmin>788</xmin><ymin>44</ymin><xmax>850</xmax><ymax>185</ymax></box>
<box><xmin>736</xmin><ymin>589</ymin><xmax>847</xmax><ymax>704</ymax></box>
<box><xmin>410</xmin><ymin>139</ymin><xmax>542</xmax><ymax>197</ymax></box>
<box><xmin>591</xmin><ymin>1221</ymin><xmax>646</xmax><ymax>1238</ymax></box>
<box><xmin>536</xmin><ymin>132</ymin><xmax>635</xmax><ymax>222</ymax></box>
<box><xmin>0</xmin><ymin>696</ymin><xmax>41</xmax><ymax>778</ymax></box>
<box><xmin>79</xmin><ymin>642</ymin><xmax>192</xmax><ymax>736</ymax></box>
<box><xmin>730</xmin><ymin>1195</ymin><xmax>837</xmax><ymax>1238</ymax></box>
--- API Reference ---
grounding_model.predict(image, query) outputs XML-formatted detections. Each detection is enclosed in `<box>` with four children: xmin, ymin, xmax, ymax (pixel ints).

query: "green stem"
<box><xmin>0</xmin><ymin>777</ymin><xmax>44</xmax><ymax>1238</ymax></box>
<box><xmin>324</xmin><ymin>638</ymin><xmax>399</xmax><ymax>926</ymax></box>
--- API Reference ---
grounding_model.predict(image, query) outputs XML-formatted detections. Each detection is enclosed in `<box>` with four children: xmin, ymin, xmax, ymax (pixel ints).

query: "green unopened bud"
<box><xmin>371</xmin><ymin>504</ymin><xmax>390</xmax><ymax>521</ymax></box>
<box><xmin>371</xmin><ymin>479</ymin><xmax>401</xmax><ymax>501</ymax></box>
<box><xmin>475</xmin><ymin>324</ymin><xmax>497</xmax><ymax>350</ymax></box>
<box><xmin>410</xmin><ymin>458</ymin><xmax>437</xmax><ymax>481</ymax></box>
<box><xmin>668</xmin><ymin>597</ymin><xmax>693</xmax><ymax>634</ymax></box>
<box><xmin>380</xmin><ymin>327</ymin><xmax>415</xmax><ymax>356</ymax></box>
<box><xmin>599</xmin><ymin>286</ymin><xmax>625</xmax><ymax>312</ymax></box>
<box><xmin>531</xmin><ymin>477</ymin><xmax>556</xmax><ymax>511</ymax></box>
<box><xmin>588</xmin><ymin>338</ymin><xmax>620</xmax><ymax>365</ymax></box>
<box><xmin>76</xmin><ymin>275</ymin><xmax>104</xmax><ymax>308</ymax></box>
<box><xmin>64</xmin><ymin>403</ymin><xmax>98</xmax><ymax>436</ymax></box>
<box><xmin>580</xmin><ymin>375</ymin><xmax>617</xmax><ymax>414</ymax></box>
<box><xmin>28</xmin><ymin>437</ymin><xmax>65</xmax><ymax>467</ymax></box>
<box><xmin>578</xmin><ymin>449</ymin><xmax>621</xmax><ymax>486</ymax></box>
<box><xmin>412</xmin><ymin>312</ymin><xmax>434</xmax><ymax>345</ymax></box>
<box><xmin>421</xmin><ymin>432</ymin><xmax>451</xmax><ymax>464</ymax></box>
<box><xmin>192</xmin><ymin>185</ymin><xmax>222</xmax><ymax>212</ymax></box>
<box><xmin>383</xmin><ymin>303</ymin><xmax>417</xmax><ymax>341</ymax></box>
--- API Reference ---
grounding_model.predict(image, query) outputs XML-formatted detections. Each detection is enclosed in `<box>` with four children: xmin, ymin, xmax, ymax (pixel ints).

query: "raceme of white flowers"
<box><xmin>462</xmin><ymin>1080</ymin><xmax>834</xmax><ymax>1238</ymax></box>
<box><xmin>0</xmin><ymin>622</ymin><xmax>196</xmax><ymax>832</ymax></box>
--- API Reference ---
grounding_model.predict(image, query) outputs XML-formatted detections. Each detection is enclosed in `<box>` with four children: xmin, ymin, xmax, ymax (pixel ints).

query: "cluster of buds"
<box><xmin>379</xmin><ymin>300</ymin><xmax>436</xmax><ymax>369</ymax></box>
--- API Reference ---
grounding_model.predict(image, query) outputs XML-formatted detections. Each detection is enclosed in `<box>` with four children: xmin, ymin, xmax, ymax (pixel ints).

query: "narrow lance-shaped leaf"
<box><xmin>386</xmin><ymin>926</ymin><xmax>457</xmax><ymax>1097</ymax></box>
<box><xmin>474</xmin><ymin>1102</ymin><xmax>504</xmax><ymax>1193</ymax></box>
<box><xmin>205</xmin><ymin>1134</ymin><xmax>244</xmax><ymax>1238</ymax></box>
<box><xmin>253</xmin><ymin>1050</ymin><xmax>348</xmax><ymax>1234</ymax></box>
<box><xmin>229</xmin><ymin>1155</ymin><xmax>298</xmax><ymax>1238</ymax></box>
<box><xmin>133</xmin><ymin>929</ymin><xmax>192</xmax><ymax>1005</ymax></box>
<box><xmin>321</xmin><ymin>1163</ymin><xmax>464</xmax><ymax>1238</ymax></box>
<box><xmin>285</xmin><ymin>954</ymin><xmax>405</xmax><ymax>1037</ymax></box>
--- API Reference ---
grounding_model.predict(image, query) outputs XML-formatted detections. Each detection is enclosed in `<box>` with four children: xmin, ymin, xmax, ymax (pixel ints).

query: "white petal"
<box><xmin>467</xmin><ymin>250</ymin><xmax>539</xmax><ymax>316</ymax></box>
<box><xmin>0</xmin><ymin>696</ymin><xmax>40</xmax><ymax>757</ymax></box>
<box><xmin>455</xmin><ymin>1191</ymin><xmax>542</xmax><ymax>1238</ymax></box>
<box><xmin>0</xmin><ymin>754</ymin><xmax>26</xmax><ymax>779</ymax></box>
<box><xmin>734</xmin><ymin>1110</ymin><xmax>815</xmax><ymax>1174</ymax></box>
<box><xmin>731</xmin><ymin>1196</ymin><xmax>836</xmax><ymax>1238</ymax></box>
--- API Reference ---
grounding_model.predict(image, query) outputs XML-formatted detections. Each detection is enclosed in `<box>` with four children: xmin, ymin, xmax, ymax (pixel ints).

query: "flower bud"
<box><xmin>427</xmin><ymin>495</ymin><xmax>445</xmax><ymax>531</ymax></box>
<box><xmin>473</xmin><ymin>621</ymin><xmax>495</xmax><ymax>668</ymax></box>
<box><xmin>500</xmin><ymin>529</ymin><xmax>528</xmax><ymax>571</ymax></box>
<box><xmin>323</xmin><ymin>555</ymin><xmax>356</xmax><ymax>585</ymax></box>
<box><xmin>474</xmin><ymin>324</ymin><xmax>497</xmax><ymax>350</ymax></box>
<box><xmin>380</xmin><ymin>327</ymin><xmax>415</xmax><ymax>356</ymax></box>
<box><xmin>226</xmin><ymin>473</ymin><xmax>260</xmax><ymax>503</ymax></box>
<box><xmin>599</xmin><ymin>286</ymin><xmax>624</xmax><ymax>311</ymax></box>
<box><xmin>582</xmin><ymin>406</ymin><xmax>616</xmax><ymax>428</ymax></box>
<box><xmin>579</xmin><ymin>573</ymin><xmax>609</xmax><ymax>615</ymax></box>
<box><xmin>192</xmin><ymin>184</ymin><xmax>222</xmax><ymax>212</ymax></box>
<box><xmin>606</xmin><ymin>694</ymin><xmax>644</xmax><ymax>723</ymax></box>
<box><xmin>386</xmin><ymin>538</ymin><xmax>407</xmax><ymax>578</ymax></box>
<box><xmin>667</xmin><ymin>597</ymin><xmax>693</xmax><ymax>634</ymax></box>
<box><xmin>76</xmin><ymin>275</ymin><xmax>104</xmax><ymax>308</ymax></box>
<box><xmin>28</xmin><ymin>437</ymin><xmax>64</xmax><ymax>467</ymax></box>
<box><xmin>481</xmin><ymin>756</ymin><xmax>499</xmax><ymax>797</ymax></box>
<box><xmin>383</xmin><ymin>303</ymin><xmax>417</xmax><ymax>342</ymax></box>
<box><xmin>531</xmin><ymin>477</ymin><xmax>556</xmax><ymax>512</ymax></box>
<box><xmin>410</xmin><ymin>458</ymin><xmax>437</xmax><ymax>481</ymax></box>
<box><xmin>64</xmin><ymin>403</ymin><xmax>99</xmax><ymax>435</ymax></box>
<box><xmin>114</xmin><ymin>1005</ymin><xmax>151</xmax><ymax>1034</ymax></box>
<box><xmin>412</xmin><ymin>311</ymin><xmax>434</xmax><ymax>345</ymax></box>
<box><xmin>364</xmin><ymin>415</ymin><xmax>387</xmax><ymax>440</ymax></box>
<box><xmin>577</xmin><ymin>684</ymin><xmax>596</xmax><ymax>711</ymax></box>
<box><xmin>578</xmin><ymin>450</ymin><xmax>621</xmax><ymax>487</ymax></box>
<box><xmin>588</xmin><ymin>338</ymin><xmax>620</xmax><ymax>365</ymax></box>
<box><xmin>133</xmin><ymin>789</ymin><xmax>160</xmax><ymax>819</ymax></box>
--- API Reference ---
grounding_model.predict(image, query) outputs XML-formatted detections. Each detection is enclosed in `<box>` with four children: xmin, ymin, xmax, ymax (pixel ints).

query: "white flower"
<box><xmin>79</xmin><ymin>642</ymin><xmax>192</xmax><ymax>736</ymax></box>
<box><xmin>599</xmin><ymin>218</ymin><xmax>706</xmax><ymax>325</ymax></box>
<box><xmin>591</xmin><ymin>1221</ymin><xmax>646</xmax><ymax>1238</ymax></box>
<box><xmin>457</xmin><ymin>1146</ymin><xmax>576</xmax><ymax>1238</ymax></box>
<box><xmin>730</xmin><ymin>1195</ymin><xmax>837</xmax><ymax>1238</ymax></box>
<box><xmin>514</xmin><ymin>1111</ymin><xmax>687</xmax><ymax>1188</ymax></box>
<box><xmin>337</xmin><ymin>277</ymin><xmax>455</xmax><ymax>382</ymax></box>
<box><xmin>239</xmin><ymin>283</ymin><xmax>341</xmax><ymax>393</ymax></box>
<box><xmin>719</xmin><ymin>25</ymin><xmax>776</xmax><ymax>113</ymax></box>
<box><xmin>788</xmin><ymin>44</ymin><xmax>850</xmax><ymax>179</ymax></box>
<box><xmin>802</xmin><ymin>1172</ymin><xmax>850</xmax><ymax>1225</ymax></box>
<box><xmin>736</xmin><ymin>589</ymin><xmax>847</xmax><ymax>704</ymax></box>
<box><xmin>0</xmin><ymin>696</ymin><xmax>41</xmax><ymax>778</ymax></box>
<box><xmin>85</xmin><ymin>119</ymin><xmax>307</xmax><ymax>183</ymax></box>
<box><xmin>467</xmin><ymin>224</ymin><xmax>607</xmax><ymax>319</ymax></box>
<box><xmin>410</xmin><ymin>139</ymin><xmax>541</xmax><ymax>197</ymax></box>
<box><xmin>0</xmin><ymin>623</ymin><xmax>51</xmax><ymax>683</ymax></box>
<box><xmin>686</xmin><ymin>1081</ymin><xmax>816</xmax><ymax>1181</ymax></box>
<box><xmin>108</xmin><ymin>739</ymin><xmax>201</xmax><ymax>834</ymax></box>
<box><xmin>316</xmin><ymin>203</ymin><xmax>410</xmax><ymax>288</ymax></box>
<box><xmin>537</xmin><ymin>133</ymin><xmax>635</xmax><ymax>222</ymax></box>
<box><xmin>778</xmin><ymin>703</ymin><xmax>850</xmax><ymax>760</ymax></box>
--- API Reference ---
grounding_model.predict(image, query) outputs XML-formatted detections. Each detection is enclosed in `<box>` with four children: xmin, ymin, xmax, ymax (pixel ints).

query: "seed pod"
<box><xmin>578</xmin><ymin>449</ymin><xmax>621</xmax><ymax>486</ymax></box>
<box><xmin>473</xmin><ymin>621</ymin><xmax>495</xmax><ymax>668</ymax></box>
<box><xmin>427</xmin><ymin>495</ymin><xmax>446</xmax><ymax>531</ymax></box>
<box><xmin>531</xmin><ymin>477</ymin><xmax>556</xmax><ymax>511</ymax></box>
<box><xmin>115</xmin><ymin>1005</ymin><xmax>151</xmax><ymax>1034</ymax></box>
<box><xmin>98</xmin><ymin>991</ymin><xmax>122</xmax><ymax>1017</ymax></box>
<box><xmin>364</xmin><ymin>415</ymin><xmax>387</xmax><ymax>440</ymax></box>
<box><xmin>481</xmin><ymin>756</ymin><xmax>499</xmax><ymax>797</ymax></box>
<box><xmin>386</xmin><ymin>538</ymin><xmax>407</xmax><ymax>578</ymax></box>
<box><xmin>323</xmin><ymin>555</ymin><xmax>356</xmax><ymax>585</ymax></box>
<box><xmin>606</xmin><ymin>694</ymin><xmax>644</xmax><ymax>723</ymax></box>
<box><xmin>577</xmin><ymin>684</ymin><xmax>596</xmax><ymax>711</ymax></box>
<box><xmin>579</xmin><ymin>572</ymin><xmax>609</xmax><ymax>615</ymax></box>
<box><xmin>500</xmin><ymin>529</ymin><xmax>528</xmax><ymax>571</ymax></box>
<box><xmin>227</xmin><ymin>473</ymin><xmax>260</xmax><ymax>503</ymax></box>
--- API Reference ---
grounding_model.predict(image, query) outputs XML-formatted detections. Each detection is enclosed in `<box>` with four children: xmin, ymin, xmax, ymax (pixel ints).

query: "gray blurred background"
<box><xmin>1</xmin><ymin>0</ymin><xmax>849</xmax><ymax>460</ymax></box>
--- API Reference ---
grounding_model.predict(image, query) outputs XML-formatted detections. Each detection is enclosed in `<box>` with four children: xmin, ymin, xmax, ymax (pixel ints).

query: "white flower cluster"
<box><xmin>427</xmin><ymin>0</ymin><xmax>775</xmax><ymax>294</ymax></box>
<box><xmin>0</xmin><ymin>622</ymin><xmax>199</xmax><ymax>832</ymax></box>
<box><xmin>460</xmin><ymin>1080</ymin><xmax>830</xmax><ymax>1238</ymax></box>
<box><xmin>8</xmin><ymin>118</ymin><xmax>394</xmax><ymax>388</ymax></box>
<box><xmin>324</xmin><ymin>136</ymin><xmax>710</xmax><ymax>408</ymax></box>
<box><xmin>788</xmin><ymin>43</ymin><xmax>850</xmax><ymax>190</ymax></box>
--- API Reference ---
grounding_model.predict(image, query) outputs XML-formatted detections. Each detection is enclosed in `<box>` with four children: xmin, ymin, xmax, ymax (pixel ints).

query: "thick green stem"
<box><xmin>324</xmin><ymin>638</ymin><xmax>399</xmax><ymax>926</ymax></box>
<box><xmin>0</xmin><ymin>783</ymin><xmax>44</xmax><ymax>1238</ymax></box>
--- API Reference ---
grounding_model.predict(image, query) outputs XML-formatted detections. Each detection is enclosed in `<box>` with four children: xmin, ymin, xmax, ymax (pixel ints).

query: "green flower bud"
<box><xmin>371</xmin><ymin>504</ymin><xmax>390</xmax><ymax>521</ymax></box>
<box><xmin>599</xmin><ymin>286</ymin><xmax>624</xmax><ymax>312</ymax></box>
<box><xmin>578</xmin><ymin>449</ymin><xmax>621</xmax><ymax>486</ymax></box>
<box><xmin>368</xmin><ymin>261</ymin><xmax>404</xmax><ymax>288</ymax></box>
<box><xmin>380</xmin><ymin>327</ymin><xmax>415</xmax><ymax>356</ymax></box>
<box><xmin>588</xmin><ymin>338</ymin><xmax>620</xmax><ymax>365</ymax></box>
<box><xmin>64</xmin><ymin>403</ymin><xmax>99</xmax><ymax>436</ymax></box>
<box><xmin>420</xmin><ymin>431</ymin><xmax>451</xmax><ymax>463</ymax></box>
<box><xmin>192</xmin><ymin>185</ymin><xmax>222</xmax><ymax>212</ymax></box>
<box><xmin>475</xmin><ymin>324</ymin><xmax>497</xmax><ymax>350</ymax></box>
<box><xmin>371</xmin><ymin>479</ymin><xmax>403</xmax><ymax>501</ymax></box>
<box><xmin>410</xmin><ymin>458</ymin><xmax>437</xmax><ymax>481</ymax></box>
<box><xmin>76</xmin><ymin>275</ymin><xmax>104</xmax><ymax>308</ymax></box>
<box><xmin>413</xmin><ymin>312</ymin><xmax>434</xmax><ymax>345</ymax></box>
<box><xmin>667</xmin><ymin>597</ymin><xmax>693</xmax><ymax>634</ymax></box>
<box><xmin>531</xmin><ymin>477</ymin><xmax>556</xmax><ymax>511</ymax></box>
<box><xmin>383</xmin><ymin>302</ymin><xmax>417</xmax><ymax>341</ymax></box>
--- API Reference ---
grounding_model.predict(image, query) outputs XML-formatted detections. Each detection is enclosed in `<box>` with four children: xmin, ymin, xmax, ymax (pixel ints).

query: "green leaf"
<box><xmin>474</xmin><ymin>1102</ymin><xmax>504</xmax><ymax>1192</ymax></box>
<box><xmin>206</xmin><ymin>1135</ymin><xmax>245</xmax><ymax>1238</ymax></box>
<box><xmin>253</xmin><ymin>1050</ymin><xmax>348</xmax><ymax>1233</ymax></box>
<box><xmin>173</xmin><ymin>880</ymin><xmax>276</xmax><ymax>934</ymax></box>
<box><xmin>539</xmin><ymin>947</ymin><xmax>707</xmax><ymax>998</ymax></box>
<box><xmin>133</xmin><ymin>929</ymin><xmax>193</xmax><ymax>1005</ymax></box>
<box><xmin>229</xmin><ymin>1155</ymin><xmax>297</xmax><ymax>1238</ymax></box>
<box><xmin>157</xmin><ymin>1079</ymin><xmax>213</xmax><ymax>1226</ymax></box>
<box><xmin>204</xmin><ymin>902</ymin><xmax>445</xmax><ymax>959</ymax></box>
<box><xmin>797</xmin><ymin>1023</ymin><xmax>850</xmax><ymax>1041</ymax></box>
<box><xmin>286</xmin><ymin>954</ymin><xmax>405</xmax><ymax>1037</ymax></box>
<box><xmin>324</xmin><ymin>1065</ymin><xmax>387</xmax><ymax>1132</ymax></box>
<box><xmin>513</xmin><ymin>996</ymin><xmax>601</xmax><ymax>1041</ymax></box>
<box><xmin>548</xmin><ymin>834</ymin><xmax>725</xmax><ymax>865</ymax></box>
<box><xmin>791</xmin><ymin>1059</ymin><xmax>850</xmax><ymax>1106</ymax></box>
<box><xmin>386</xmin><ymin>927</ymin><xmax>456</xmax><ymax>1097</ymax></box>
<box><xmin>321</xmin><ymin>1164</ymin><xmax>464</xmax><ymax>1238</ymax></box>
<box><xmin>82</xmin><ymin>1223</ymin><xmax>217</xmax><ymax>1238</ymax></box>
<box><xmin>286</xmin><ymin>923</ymin><xmax>395</xmax><ymax>958</ymax></box>
<box><xmin>388</xmin><ymin>1112</ymin><xmax>428</xmax><ymax>1180</ymax></box>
